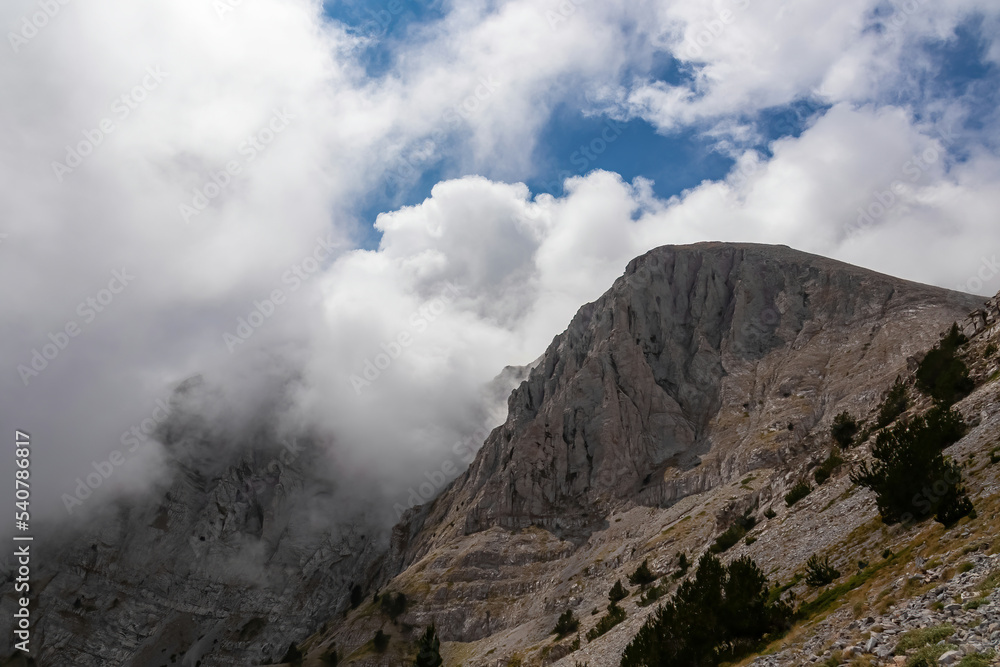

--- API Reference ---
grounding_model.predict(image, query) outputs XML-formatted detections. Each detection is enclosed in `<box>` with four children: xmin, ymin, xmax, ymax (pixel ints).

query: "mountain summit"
<box><xmin>5</xmin><ymin>243</ymin><xmax>998</xmax><ymax>667</ymax></box>
<box><xmin>394</xmin><ymin>242</ymin><xmax>979</xmax><ymax>552</ymax></box>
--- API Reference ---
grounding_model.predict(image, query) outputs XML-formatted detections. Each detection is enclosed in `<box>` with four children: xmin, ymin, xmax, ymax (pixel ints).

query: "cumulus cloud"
<box><xmin>610</xmin><ymin>0</ymin><xmax>1000</xmax><ymax>137</ymax></box>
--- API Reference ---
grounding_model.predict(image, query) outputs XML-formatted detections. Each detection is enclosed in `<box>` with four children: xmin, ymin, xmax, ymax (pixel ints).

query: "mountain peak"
<box><xmin>397</xmin><ymin>243</ymin><xmax>980</xmax><ymax>553</ymax></box>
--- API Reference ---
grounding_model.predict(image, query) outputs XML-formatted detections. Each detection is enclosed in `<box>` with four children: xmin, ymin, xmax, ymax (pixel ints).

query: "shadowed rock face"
<box><xmin>393</xmin><ymin>243</ymin><xmax>980</xmax><ymax>559</ymax></box>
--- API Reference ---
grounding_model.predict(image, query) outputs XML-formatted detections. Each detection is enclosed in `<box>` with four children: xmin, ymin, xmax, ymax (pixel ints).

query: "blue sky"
<box><xmin>323</xmin><ymin>1</ymin><xmax>1000</xmax><ymax>250</ymax></box>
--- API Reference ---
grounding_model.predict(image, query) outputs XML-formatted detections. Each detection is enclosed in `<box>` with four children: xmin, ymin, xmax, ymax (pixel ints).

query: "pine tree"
<box><xmin>413</xmin><ymin>625</ymin><xmax>443</xmax><ymax>667</ymax></box>
<box><xmin>628</xmin><ymin>559</ymin><xmax>657</xmax><ymax>587</ymax></box>
<box><xmin>552</xmin><ymin>610</ymin><xmax>580</xmax><ymax>637</ymax></box>
<box><xmin>851</xmin><ymin>406</ymin><xmax>971</xmax><ymax>526</ymax></box>
<box><xmin>831</xmin><ymin>412</ymin><xmax>859</xmax><ymax>447</ymax></box>
<box><xmin>875</xmin><ymin>377</ymin><xmax>909</xmax><ymax>428</ymax></box>
<box><xmin>916</xmin><ymin>324</ymin><xmax>974</xmax><ymax>406</ymax></box>
<box><xmin>609</xmin><ymin>580</ymin><xmax>629</xmax><ymax>603</ymax></box>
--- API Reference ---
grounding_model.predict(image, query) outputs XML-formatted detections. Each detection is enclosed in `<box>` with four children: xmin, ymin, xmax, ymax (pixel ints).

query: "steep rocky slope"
<box><xmin>304</xmin><ymin>243</ymin><xmax>996</xmax><ymax>666</ymax></box>
<box><xmin>4</xmin><ymin>242</ymin><xmax>997</xmax><ymax>667</ymax></box>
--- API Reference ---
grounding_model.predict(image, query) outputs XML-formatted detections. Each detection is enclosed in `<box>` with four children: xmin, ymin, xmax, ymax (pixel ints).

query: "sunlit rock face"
<box><xmin>395</xmin><ymin>243</ymin><xmax>980</xmax><ymax>558</ymax></box>
<box><xmin>2</xmin><ymin>243</ymin><xmax>983</xmax><ymax>667</ymax></box>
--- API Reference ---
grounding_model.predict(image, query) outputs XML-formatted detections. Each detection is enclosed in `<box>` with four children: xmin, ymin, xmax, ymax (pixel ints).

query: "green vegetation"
<box><xmin>638</xmin><ymin>582</ymin><xmax>667</xmax><ymax>607</ymax></box>
<box><xmin>917</xmin><ymin>324</ymin><xmax>974</xmax><ymax>406</ymax></box>
<box><xmin>831</xmin><ymin>412</ymin><xmax>860</xmax><ymax>448</ymax></box>
<box><xmin>609</xmin><ymin>580</ymin><xmax>630</xmax><ymax>603</ymax></box>
<box><xmin>958</xmin><ymin>652</ymin><xmax>996</xmax><ymax>667</ymax></box>
<box><xmin>373</xmin><ymin>629</ymin><xmax>390</xmax><ymax>653</ymax></box>
<box><xmin>893</xmin><ymin>624</ymin><xmax>955</xmax><ymax>654</ymax></box>
<box><xmin>985</xmin><ymin>342</ymin><xmax>998</xmax><ymax>358</ymax></box>
<box><xmin>628</xmin><ymin>559</ymin><xmax>657</xmax><ymax>587</ymax></box>
<box><xmin>320</xmin><ymin>648</ymin><xmax>339</xmax><ymax>665</ymax></box>
<box><xmin>620</xmin><ymin>554</ymin><xmax>792</xmax><ymax>667</ymax></box>
<box><xmin>672</xmin><ymin>552</ymin><xmax>690</xmax><ymax>580</ymax></box>
<box><xmin>875</xmin><ymin>377</ymin><xmax>910</xmax><ymax>429</ymax></box>
<box><xmin>814</xmin><ymin>449</ymin><xmax>844</xmax><ymax>485</ymax></box>
<box><xmin>711</xmin><ymin>511</ymin><xmax>757</xmax><ymax>553</ymax></box>
<box><xmin>821</xmin><ymin>651</ymin><xmax>843</xmax><ymax>667</ymax></box>
<box><xmin>906</xmin><ymin>644</ymin><xmax>958</xmax><ymax>667</ymax></box>
<box><xmin>797</xmin><ymin>548</ymin><xmax>907</xmax><ymax>620</ymax></box>
<box><xmin>380</xmin><ymin>591</ymin><xmax>407</xmax><ymax>622</ymax></box>
<box><xmin>553</xmin><ymin>610</ymin><xmax>580</xmax><ymax>637</ymax></box>
<box><xmin>979</xmin><ymin>570</ymin><xmax>1000</xmax><ymax>594</ymax></box>
<box><xmin>785</xmin><ymin>481</ymin><xmax>812</xmax><ymax>507</ymax></box>
<box><xmin>763</xmin><ymin>507</ymin><xmax>777</xmax><ymax>519</ymax></box>
<box><xmin>804</xmin><ymin>554</ymin><xmax>840</xmax><ymax>587</ymax></box>
<box><xmin>851</xmin><ymin>407</ymin><xmax>972</xmax><ymax>526</ymax></box>
<box><xmin>413</xmin><ymin>625</ymin><xmax>443</xmax><ymax>667</ymax></box>
<box><xmin>586</xmin><ymin>602</ymin><xmax>626</xmax><ymax>641</ymax></box>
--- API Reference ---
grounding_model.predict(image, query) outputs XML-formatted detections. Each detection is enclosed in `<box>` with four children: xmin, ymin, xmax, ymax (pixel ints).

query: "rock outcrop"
<box><xmin>300</xmin><ymin>243</ymin><xmax>995</xmax><ymax>667</ymax></box>
<box><xmin>395</xmin><ymin>243</ymin><xmax>980</xmax><ymax>562</ymax></box>
<box><xmin>4</xmin><ymin>242</ymin><xmax>993</xmax><ymax>667</ymax></box>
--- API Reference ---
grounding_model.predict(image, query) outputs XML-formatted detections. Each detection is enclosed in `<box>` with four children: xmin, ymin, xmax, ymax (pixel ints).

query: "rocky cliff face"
<box><xmin>310</xmin><ymin>243</ymin><xmax>996</xmax><ymax>667</ymax></box>
<box><xmin>393</xmin><ymin>243</ymin><xmax>980</xmax><ymax>560</ymax></box>
<box><xmin>4</xmin><ymin>243</ymin><xmax>994</xmax><ymax>667</ymax></box>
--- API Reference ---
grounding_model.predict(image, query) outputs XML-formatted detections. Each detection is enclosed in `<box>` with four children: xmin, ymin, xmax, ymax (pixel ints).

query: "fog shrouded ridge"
<box><xmin>2</xmin><ymin>0</ymin><xmax>1000</xmax><ymax>527</ymax></box>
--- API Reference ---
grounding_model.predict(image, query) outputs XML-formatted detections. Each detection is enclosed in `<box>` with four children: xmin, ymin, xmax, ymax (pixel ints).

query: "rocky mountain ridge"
<box><xmin>4</xmin><ymin>242</ymin><xmax>999</xmax><ymax>667</ymax></box>
<box><xmin>305</xmin><ymin>243</ymin><xmax>999</xmax><ymax>667</ymax></box>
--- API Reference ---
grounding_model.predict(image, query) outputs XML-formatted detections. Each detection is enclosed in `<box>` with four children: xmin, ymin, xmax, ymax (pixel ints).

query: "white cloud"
<box><xmin>613</xmin><ymin>0</ymin><xmax>1000</xmax><ymax>136</ymax></box>
<box><xmin>2</xmin><ymin>0</ymin><xmax>999</xmax><ymax>525</ymax></box>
